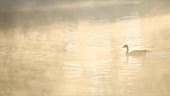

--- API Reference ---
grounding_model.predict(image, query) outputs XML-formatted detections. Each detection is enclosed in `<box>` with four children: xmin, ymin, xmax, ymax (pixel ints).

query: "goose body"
<box><xmin>122</xmin><ymin>44</ymin><xmax>149</xmax><ymax>56</ymax></box>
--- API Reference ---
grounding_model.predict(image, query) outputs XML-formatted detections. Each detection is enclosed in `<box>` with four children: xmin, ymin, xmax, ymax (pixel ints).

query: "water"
<box><xmin>0</xmin><ymin>1</ymin><xmax>170</xmax><ymax>96</ymax></box>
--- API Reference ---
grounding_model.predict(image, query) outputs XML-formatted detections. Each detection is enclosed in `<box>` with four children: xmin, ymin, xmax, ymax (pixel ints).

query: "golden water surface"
<box><xmin>0</xmin><ymin>1</ymin><xmax>170</xmax><ymax>96</ymax></box>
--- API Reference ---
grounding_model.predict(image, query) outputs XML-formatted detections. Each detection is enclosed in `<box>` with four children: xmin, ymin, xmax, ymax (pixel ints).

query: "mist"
<box><xmin>0</xmin><ymin>0</ymin><xmax>169</xmax><ymax>30</ymax></box>
<box><xmin>0</xmin><ymin>0</ymin><xmax>170</xmax><ymax>96</ymax></box>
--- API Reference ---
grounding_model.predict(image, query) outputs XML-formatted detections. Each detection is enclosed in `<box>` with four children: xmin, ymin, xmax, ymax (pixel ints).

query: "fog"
<box><xmin>0</xmin><ymin>0</ymin><xmax>169</xmax><ymax>29</ymax></box>
<box><xmin>0</xmin><ymin>0</ymin><xmax>170</xmax><ymax>96</ymax></box>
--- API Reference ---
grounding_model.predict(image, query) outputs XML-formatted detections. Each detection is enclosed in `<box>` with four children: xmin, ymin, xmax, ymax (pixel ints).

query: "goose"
<box><xmin>122</xmin><ymin>44</ymin><xmax>149</xmax><ymax>56</ymax></box>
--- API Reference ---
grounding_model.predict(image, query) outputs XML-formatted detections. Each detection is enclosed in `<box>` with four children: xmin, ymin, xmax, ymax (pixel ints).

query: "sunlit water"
<box><xmin>0</xmin><ymin>1</ymin><xmax>170</xmax><ymax>96</ymax></box>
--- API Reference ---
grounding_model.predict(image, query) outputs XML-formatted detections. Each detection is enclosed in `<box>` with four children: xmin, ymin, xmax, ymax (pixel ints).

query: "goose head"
<box><xmin>122</xmin><ymin>44</ymin><xmax>128</xmax><ymax>48</ymax></box>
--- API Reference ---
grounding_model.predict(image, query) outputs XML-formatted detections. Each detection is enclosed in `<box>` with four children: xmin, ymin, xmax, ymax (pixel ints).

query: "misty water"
<box><xmin>0</xmin><ymin>1</ymin><xmax>170</xmax><ymax>96</ymax></box>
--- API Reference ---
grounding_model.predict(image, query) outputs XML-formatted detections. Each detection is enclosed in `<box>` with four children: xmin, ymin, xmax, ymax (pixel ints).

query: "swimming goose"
<box><xmin>122</xmin><ymin>44</ymin><xmax>149</xmax><ymax>56</ymax></box>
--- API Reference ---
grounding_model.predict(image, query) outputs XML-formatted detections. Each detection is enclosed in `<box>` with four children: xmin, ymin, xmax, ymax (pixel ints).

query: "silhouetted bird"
<box><xmin>122</xmin><ymin>44</ymin><xmax>149</xmax><ymax>56</ymax></box>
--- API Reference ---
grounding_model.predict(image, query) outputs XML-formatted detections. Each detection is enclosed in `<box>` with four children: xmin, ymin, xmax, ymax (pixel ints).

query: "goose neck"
<box><xmin>126</xmin><ymin>46</ymin><xmax>129</xmax><ymax>54</ymax></box>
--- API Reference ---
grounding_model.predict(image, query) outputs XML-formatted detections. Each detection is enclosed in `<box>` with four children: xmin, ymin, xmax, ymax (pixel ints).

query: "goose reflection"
<box><xmin>122</xmin><ymin>44</ymin><xmax>149</xmax><ymax>56</ymax></box>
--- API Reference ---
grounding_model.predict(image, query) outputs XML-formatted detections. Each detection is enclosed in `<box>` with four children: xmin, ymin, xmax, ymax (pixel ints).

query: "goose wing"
<box><xmin>129</xmin><ymin>50</ymin><xmax>148</xmax><ymax>55</ymax></box>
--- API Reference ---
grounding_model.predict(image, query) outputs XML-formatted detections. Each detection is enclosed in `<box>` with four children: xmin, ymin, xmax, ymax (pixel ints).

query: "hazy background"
<box><xmin>0</xmin><ymin>0</ymin><xmax>169</xmax><ymax>30</ymax></box>
<box><xmin>0</xmin><ymin>0</ymin><xmax>170</xmax><ymax>96</ymax></box>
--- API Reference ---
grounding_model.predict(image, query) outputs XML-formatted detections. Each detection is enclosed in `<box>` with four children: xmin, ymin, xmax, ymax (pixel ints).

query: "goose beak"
<box><xmin>122</xmin><ymin>46</ymin><xmax>125</xmax><ymax>48</ymax></box>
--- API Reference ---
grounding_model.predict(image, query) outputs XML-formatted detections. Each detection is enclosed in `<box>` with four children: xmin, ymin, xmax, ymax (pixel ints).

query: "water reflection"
<box><xmin>0</xmin><ymin>1</ymin><xmax>170</xmax><ymax>96</ymax></box>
